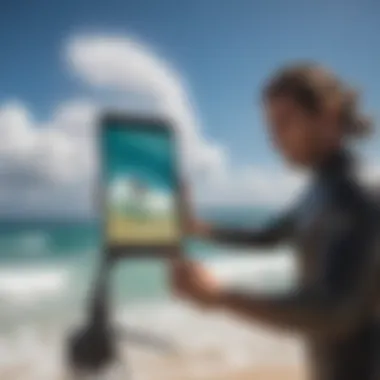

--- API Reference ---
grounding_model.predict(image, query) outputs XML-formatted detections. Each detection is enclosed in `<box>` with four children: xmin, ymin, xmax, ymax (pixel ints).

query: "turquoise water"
<box><xmin>0</xmin><ymin>208</ymin><xmax>295</xmax><ymax>329</ymax></box>
<box><xmin>0</xmin><ymin>207</ymin><xmax>273</xmax><ymax>259</ymax></box>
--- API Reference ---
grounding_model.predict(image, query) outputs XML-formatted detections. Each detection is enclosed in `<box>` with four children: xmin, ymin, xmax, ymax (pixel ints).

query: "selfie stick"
<box><xmin>66</xmin><ymin>252</ymin><xmax>177</xmax><ymax>377</ymax></box>
<box><xmin>66</xmin><ymin>113</ymin><xmax>181</xmax><ymax>377</ymax></box>
<box><xmin>66</xmin><ymin>253</ymin><xmax>116</xmax><ymax>375</ymax></box>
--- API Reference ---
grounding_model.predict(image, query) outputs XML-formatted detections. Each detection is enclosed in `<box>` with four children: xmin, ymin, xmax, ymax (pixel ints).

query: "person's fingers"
<box><xmin>170</xmin><ymin>259</ymin><xmax>209</xmax><ymax>298</ymax></box>
<box><xmin>170</xmin><ymin>259</ymin><xmax>193</xmax><ymax>296</ymax></box>
<box><xmin>171</xmin><ymin>261</ymin><xmax>186</xmax><ymax>282</ymax></box>
<box><xmin>173</xmin><ymin>257</ymin><xmax>196</xmax><ymax>272</ymax></box>
<box><xmin>171</xmin><ymin>258</ymin><xmax>189</xmax><ymax>282</ymax></box>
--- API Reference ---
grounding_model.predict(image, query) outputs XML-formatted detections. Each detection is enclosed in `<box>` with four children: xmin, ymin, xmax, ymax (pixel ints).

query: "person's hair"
<box><xmin>262</xmin><ymin>62</ymin><xmax>373</xmax><ymax>139</ymax></box>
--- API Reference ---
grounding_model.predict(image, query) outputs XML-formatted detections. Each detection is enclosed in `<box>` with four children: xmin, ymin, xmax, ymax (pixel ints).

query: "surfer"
<box><xmin>172</xmin><ymin>62</ymin><xmax>380</xmax><ymax>380</ymax></box>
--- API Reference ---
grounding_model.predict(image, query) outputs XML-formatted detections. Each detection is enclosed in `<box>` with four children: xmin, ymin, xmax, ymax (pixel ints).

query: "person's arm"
<box><xmin>206</xmin><ymin>209</ymin><xmax>296</xmax><ymax>248</ymax></box>
<box><xmin>181</xmin><ymin>181</ymin><xmax>297</xmax><ymax>248</ymax></box>
<box><xmin>216</xmin><ymin>211</ymin><xmax>379</xmax><ymax>339</ymax></box>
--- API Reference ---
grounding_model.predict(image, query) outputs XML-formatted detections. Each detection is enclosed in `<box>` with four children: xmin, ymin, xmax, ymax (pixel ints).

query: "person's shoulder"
<box><xmin>332</xmin><ymin>175</ymin><xmax>379</xmax><ymax>222</ymax></box>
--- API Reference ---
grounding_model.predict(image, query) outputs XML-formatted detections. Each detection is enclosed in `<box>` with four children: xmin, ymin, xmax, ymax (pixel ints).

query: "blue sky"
<box><xmin>2</xmin><ymin>0</ymin><xmax>379</xmax><ymax>166</ymax></box>
<box><xmin>0</xmin><ymin>0</ymin><xmax>379</xmax><ymax>215</ymax></box>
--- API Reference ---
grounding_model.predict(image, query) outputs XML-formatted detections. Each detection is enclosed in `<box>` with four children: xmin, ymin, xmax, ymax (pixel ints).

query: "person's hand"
<box><xmin>171</xmin><ymin>259</ymin><xmax>222</xmax><ymax>308</ymax></box>
<box><xmin>186</xmin><ymin>218</ymin><xmax>210</xmax><ymax>237</ymax></box>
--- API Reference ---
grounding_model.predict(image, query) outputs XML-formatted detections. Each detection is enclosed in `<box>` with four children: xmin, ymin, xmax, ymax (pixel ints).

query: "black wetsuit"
<box><xmin>210</xmin><ymin>150</ymin><xmax>380</xmax><ymax>380</ymax></box>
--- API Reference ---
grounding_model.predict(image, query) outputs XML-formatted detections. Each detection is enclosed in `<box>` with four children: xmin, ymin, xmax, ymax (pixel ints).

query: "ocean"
<box><xmin>0</xmin><ymin>208</ymin><xmax>302</xmax><ymax>379</ymax></box>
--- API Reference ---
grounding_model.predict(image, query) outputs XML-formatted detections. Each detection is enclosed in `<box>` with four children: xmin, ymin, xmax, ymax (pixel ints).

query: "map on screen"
<box><xmin>102</xmin><ymin>120</ymin><xmax>181</xmax><ymax>248</ymax></box>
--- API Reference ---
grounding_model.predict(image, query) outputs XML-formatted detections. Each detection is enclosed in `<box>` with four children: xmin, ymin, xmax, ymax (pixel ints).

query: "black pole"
<box><xmin>66</xmin><ymin>254</ymin><xmax>119</xmax><ymax>375</ymax></box>
<box><xmin>88</xmin><ymin>254</ymin><xmax>113</xmax><ymax>327</ymax></box>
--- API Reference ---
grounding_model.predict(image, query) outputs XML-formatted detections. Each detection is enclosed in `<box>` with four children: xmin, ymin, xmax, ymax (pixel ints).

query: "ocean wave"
<box><xmin>16</xmin><ymin>232</ymin><xmax>50</xmax><ymax>253</ymax></box>
<box><xmin>0</xmin><ymin>266</ymin><xmax>70</xmax><ymax>304</ymax></box>
<box><xmin>0</xmin><ymin>231</ymin><xmax>51</xmax><ymax>258</ymax></box>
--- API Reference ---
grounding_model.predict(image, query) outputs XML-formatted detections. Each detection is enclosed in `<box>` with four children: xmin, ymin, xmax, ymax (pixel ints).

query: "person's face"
<box><xmin>264</xmin><ymin>96</ymin><xmax>328</xmax><ymax>167</ymax></box>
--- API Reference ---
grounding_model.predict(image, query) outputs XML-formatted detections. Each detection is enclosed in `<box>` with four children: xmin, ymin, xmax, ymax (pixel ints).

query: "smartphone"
<box><xmin>99</xmin><ymin>113</ymin><xmax>184</xmax><ymax>259</ymax></box>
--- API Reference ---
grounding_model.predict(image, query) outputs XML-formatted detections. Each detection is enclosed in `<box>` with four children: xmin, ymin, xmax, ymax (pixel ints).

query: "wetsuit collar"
<box><xmin>314</xmin><ymin>149</ymin><xmax>353</xmax><ymax>180</ymax></box>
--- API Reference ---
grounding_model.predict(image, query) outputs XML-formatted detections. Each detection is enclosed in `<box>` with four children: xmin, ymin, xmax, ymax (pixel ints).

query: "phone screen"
<box><xmin>100</xmin><ymin>114</ymin><xmax>183</xmax><ymax>257</ymax></box>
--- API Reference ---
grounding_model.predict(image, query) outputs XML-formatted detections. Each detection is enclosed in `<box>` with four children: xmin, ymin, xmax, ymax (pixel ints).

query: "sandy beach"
<box><xmin>173</xmin><ymin>367</ymin><xmax>305</xmax><ymax>380</ymax></box>
<box><xmin>117</xmin><ymin>306</ymin><xmax>307</xmax><ymax>380</ymax></box>
<box><xmin>0</xmin><ymin>305</ymin><xmax>307</xmax><ymax>380</ymax></box>
<box><xmin>124</xmin><ymin>352</ymin><xmax>306</xmax><ymax>380</ymax></box>
<box><xmin>0</xmin><ymin>364</ymin><xmax>305</xmax><ymax>380</ymax></box>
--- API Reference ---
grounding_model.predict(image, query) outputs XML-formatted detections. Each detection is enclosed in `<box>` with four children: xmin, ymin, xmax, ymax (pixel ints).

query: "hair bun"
<box><xmin>347</xmin><ymin>114</ymin><xmax>373</xmax><ymax>138</ymax></box>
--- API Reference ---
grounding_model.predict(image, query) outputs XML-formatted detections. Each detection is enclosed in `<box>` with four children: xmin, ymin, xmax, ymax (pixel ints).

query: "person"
<box><xmin>172</xmin><ymin>62</ymin><xmax>380</xmax><ymax>380</ymax></box>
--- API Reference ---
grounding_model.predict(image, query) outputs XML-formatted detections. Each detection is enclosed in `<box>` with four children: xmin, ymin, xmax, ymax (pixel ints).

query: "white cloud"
<box><xmin>0</xmin><ymin>101</ymin><xmax>95</xmax><ymax>187</ymax></box>
<box><xmin>0</xmin><ymin>100</ymin><xmax>96</xmax><ymax>216</ymax></box>
<box><xmin>0</xmin><ymin>34</ymin><xmax>232</xmax><ymax>216</ymax></box>
<box><xmin>66</xmin><ymin>35</ymin><xmax>227</xmax><ymax>178</ymax></box>
<box><xmin>0</xmin><ymin>34</ymin><xmax>378</xmax><ymax>216</ymax></box>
